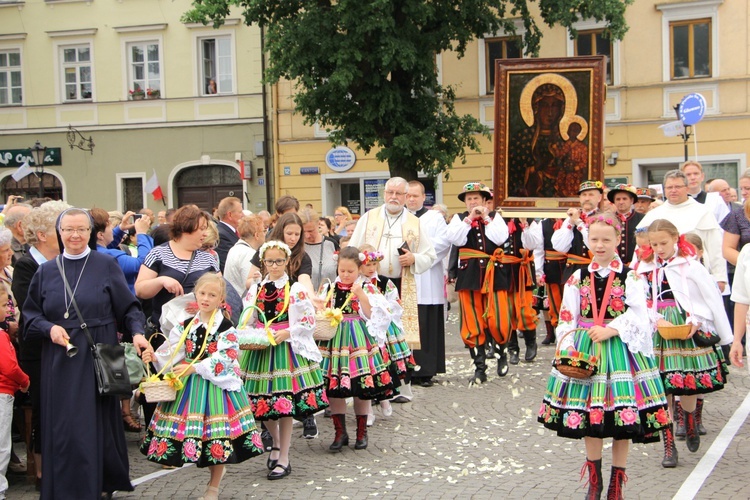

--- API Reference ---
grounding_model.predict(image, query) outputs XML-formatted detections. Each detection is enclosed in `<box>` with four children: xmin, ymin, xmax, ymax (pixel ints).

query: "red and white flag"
<box><xmin>145</xmin><ymin>170</ymin><xmax>163</xmax><ymax>201</ymax></box>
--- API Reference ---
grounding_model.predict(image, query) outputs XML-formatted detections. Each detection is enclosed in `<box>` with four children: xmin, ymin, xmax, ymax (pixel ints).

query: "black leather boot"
<box><xmin>523</xmin><ymin>329</ymin><xmax>537</xmax><ymax>362</ymax></box>
<box><xmin>695</xmin><ymin>398</ymin><xmax>707</xmax><ymax>435</ymax></box>
<box><xmin>684</xmin><ymin>408</ymin><xmax>700</xmax><ymax>452</ymax></box>
<box><xmin>661</xmin><ymin>424</ymin><xmax>678</xmax><ymax>468</ymax></box>
<box><xmin>674</xmin><ymin>400</ymin><xmax>685</xmax><ymax>439</ymax></box>
<box><xmin>507</xmin><ymin>332</ymin><xmax>520</xmax><ymax>365</ymax></box>
<box><xmin>606</xmin><ymin>466</ymin><xmax>627</xmax><ymax>500</ymax></box>
<box><xmin>496</xmin><ymin>343</ymin><xmax>509</xmax><ymax>377</ymax></box>
<box><xmin>581</xmin><ymin>458</ymin><xmax>603</xmax><ymax>500</ymax></box>
<box><xmin>469</xmin><ymin>345</ymin><xmax>488</xmax><ymax>385</ymax></box>
<box><xmin>329</xmin><ymin>414</ymin><xmax>349</xmax><ymax>452</ymax></box>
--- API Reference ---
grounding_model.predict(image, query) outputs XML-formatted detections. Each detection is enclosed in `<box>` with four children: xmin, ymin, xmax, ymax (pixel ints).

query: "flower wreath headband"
<box><xmin>259</xmin><ymin>240</ymin><xmax>292</xmax><ymax>260</ymax></box>
<box><xmin>586</xmin><ymin>215</ymin><xmax>622</xmax><ymax>233</ymax></box>
<box><xmin>361</xmin><ymin>250</ymin><xmax>384</xmax><ymax>265</ymax></box>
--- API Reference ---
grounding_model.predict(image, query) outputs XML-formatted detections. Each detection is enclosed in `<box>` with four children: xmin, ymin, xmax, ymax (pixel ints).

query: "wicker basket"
<box><xmin>553</xmin><ymin>330</ymin><xmax>600</xmax><ymax>380</ymax></box>
<box><xmin>657</xmin><ymin>324</ymin><xmax>692</xmax><ymax>340</ymax></box>
<box><xmin>313</xmin><ymin>312</ymin><xmax>337</xmax><ymax>341</ymax></box>
<box><xmin>239</xmin><ymin>342</ymin><xmax>270</xmax><ymax>351</ymax></box>
<box><xmin>236</xmin><ymin>328</ymin><xmax>271</xmax><ymax>351</ymax></box>
<box><xmin>141</xmin><ymin>378</ymin><xmax>177</xmax><ymax>403</ymax></box>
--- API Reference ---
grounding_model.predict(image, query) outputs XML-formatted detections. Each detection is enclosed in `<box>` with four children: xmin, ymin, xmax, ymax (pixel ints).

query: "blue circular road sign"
<box><xmin>679</xmin><ymin>93</ymin><xmax>706</xmax><ymax>126</ymax></box>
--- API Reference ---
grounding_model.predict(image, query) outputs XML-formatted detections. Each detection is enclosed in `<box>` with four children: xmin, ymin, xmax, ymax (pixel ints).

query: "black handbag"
<box><xmin>692</xmin><ymin>329</ymin><xmax>721</xmax><ymax>347</ymax></box>
<box><xmin>56</xmin><ymin>256</ymin><xmax>132</xmax><ymax>397</ymax></box>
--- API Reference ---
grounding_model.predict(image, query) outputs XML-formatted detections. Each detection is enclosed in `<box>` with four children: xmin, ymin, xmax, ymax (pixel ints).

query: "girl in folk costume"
<box><xmin>319</xmin><ymin>247</ymin><xmax>394</xmax><ymax>451</ymax></box>
<box><xmin>637</xmin><ymin>220</ymin><xmax>730</xmax><ymax>468</ymax></box>
<box><xmin>538</xmin><ymin>213</ymin><xmax>670</xmax><ymax>500</ymax></box>
<box><xmin>140</xmin><ymin>273</ymin><xmax>263</xmax><ymax>500</ymax></box>
<box><xmin>239</xmin><ymin>240</ymin><xmax>328</xmax><ymax>480</ymax></box>
<box><xmin>359</xmin><ymin>244</ymin><xmax>418</xmax><ymax>417</ymax></box>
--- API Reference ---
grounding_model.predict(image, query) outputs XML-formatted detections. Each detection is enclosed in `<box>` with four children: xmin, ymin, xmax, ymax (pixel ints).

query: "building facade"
<box><xmin>0</xmin><ymin>0</ymin><xmax>271</xmax><ymax>213</ymax></box>
<box><xmin>273</xmin><ymin>0</ymin><xmax>747</xmax><ymax>216</ymax></box>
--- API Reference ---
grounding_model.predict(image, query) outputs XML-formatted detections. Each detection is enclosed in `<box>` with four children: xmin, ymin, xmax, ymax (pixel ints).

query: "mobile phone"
<box><xmin>132</xmin><ymin>214</ymin><xmax>143</xmax><ymax>221</ymax></box>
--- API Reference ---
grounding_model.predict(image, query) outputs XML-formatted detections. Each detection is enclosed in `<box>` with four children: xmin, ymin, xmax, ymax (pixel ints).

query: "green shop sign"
<box><xmin>0</xmin><ymin>148</ymin><xmax>62</xmax><ymax>168</ymax></box>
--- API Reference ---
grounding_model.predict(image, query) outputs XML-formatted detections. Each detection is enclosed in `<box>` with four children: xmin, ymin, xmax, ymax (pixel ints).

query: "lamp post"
<box><xmin>29</xmin><ymin>141</ymin><xmax>47</xmax><ymax>198</ymax></box>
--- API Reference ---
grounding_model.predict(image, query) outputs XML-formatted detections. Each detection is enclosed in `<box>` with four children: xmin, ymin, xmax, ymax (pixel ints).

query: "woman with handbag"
<box><xmin>637</xmin><ymin>219</ymin><xmax>731</xmax><ymax>468</ymax></box>
<box><xmin>22</xmin><ymin>208</ymin><xmax>151</xmax><ymax>500</ymax></box>
<box><xmin>538</xmin><ymin>214</ymin><xmax>669</xmax><ymax>500</ymax></box>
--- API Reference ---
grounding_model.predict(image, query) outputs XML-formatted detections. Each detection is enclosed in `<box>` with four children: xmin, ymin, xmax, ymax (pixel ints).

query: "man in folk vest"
<box><xmin>348</xmin><ymin>177</ymin><xmax>437</xmax><ymax>402</ymax></box>
<box><xmin>607</xmin><ymin>184</ymin><xmax>644</xmax><ymax>265</ymax></box>
<box><xmin>446</xmin><ymin>183</ymin><xmax>511</xmax><ymax>385</ymax></box>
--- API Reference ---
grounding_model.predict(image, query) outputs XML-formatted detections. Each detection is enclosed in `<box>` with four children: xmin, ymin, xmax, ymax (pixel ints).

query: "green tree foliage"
<box><xmin>184</xmin><ymin>0</ymin><xmax>631</xmax><ymax>180</ymax></box>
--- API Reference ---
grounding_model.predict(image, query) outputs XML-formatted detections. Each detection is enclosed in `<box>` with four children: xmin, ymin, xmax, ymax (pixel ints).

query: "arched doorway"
<box><xmin>175</xmin><ymin>165</ymin><xmax>243</xmax><ymax>212</ymax></box>
<box><xmin>2</xmin><ymin>173</ymin><xmax>63</xmax><ymax>201</ymax></box>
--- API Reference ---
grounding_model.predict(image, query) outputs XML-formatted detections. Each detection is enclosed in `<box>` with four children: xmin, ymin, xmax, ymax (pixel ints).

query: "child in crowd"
<box><xmin>358</xmin><ymin>244</ymin><xmax>417</xmax><ymax>418</ymax></box>
<box><xmin>538</xmin><ymin>213</ymin><xmax>669</xmax><ymax>500</ymax></box>
<box><xmin>239</xmin><ymin>240</ymin><xmax>328</xmax><ymax>480</ymax></box>
<box><xmin>637</xmin><ymin>220</ymin><xmax>731</xmax><ymax>468</ymax></box>
<box><xmin>0</xmin><ymin>286</ymin><xmax>29</xmax><ymax>500</ymax></box>
<box><xmin>318</xmin><ymin>247</ymin><xmax>394</xmax><ymax>451</ymax></box>
<box><xmin>141</xmin><ymin>273</ymin><xmax>263</xmax><ymax>500</ymax></box>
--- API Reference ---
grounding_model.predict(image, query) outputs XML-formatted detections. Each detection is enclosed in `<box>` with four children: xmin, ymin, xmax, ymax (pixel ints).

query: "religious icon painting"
<box><xmin>493</xmin><ymin>56</ymin><xmax>606</xmax><ymax>216</ymax></box>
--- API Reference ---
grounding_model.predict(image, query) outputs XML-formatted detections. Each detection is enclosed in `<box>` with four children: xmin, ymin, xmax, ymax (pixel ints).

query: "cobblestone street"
<box><xmin>9</xmin><ymin>310</ymin><xmax>750</xmax><ymax>499</ymax></box>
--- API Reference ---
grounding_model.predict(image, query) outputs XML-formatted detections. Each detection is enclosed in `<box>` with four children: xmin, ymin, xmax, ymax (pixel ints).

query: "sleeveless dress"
<box><xmin>538</xmin><ymin>257</ymin><xmax>670</xmax><ymax>443</ymax></box>
<box><xmin>643</xmin><ymin>258</ymin><xmax>728</xmax><ymax>395</ymax></box>
<box><xmin>238</xmin><ymin>275</ymin><xmax>329</xmax><ymax>420</ymax></box>
<box><xmin>140</xmin><ymin>314</ymin><xmax>264</xmax><ymax>467</ymax></box>
<box><xmin>318</xmin><ymin>279</ymin><xmax>395</xmax><ymax>400</ymax></box>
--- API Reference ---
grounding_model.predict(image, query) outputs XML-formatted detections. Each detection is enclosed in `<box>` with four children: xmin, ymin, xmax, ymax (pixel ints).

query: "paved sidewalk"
<box><xmin>8</xmin><ymin>310</ymin><xmax>750</xmax><ymax>499</ymax></box>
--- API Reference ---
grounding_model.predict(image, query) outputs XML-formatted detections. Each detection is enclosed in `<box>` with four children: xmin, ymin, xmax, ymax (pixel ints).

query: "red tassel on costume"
<box><xmin>507</xmin><ymin>219</ymin><xmax>516</xmax><ymax>234</ymax></box>
<box><xmin>553</xmin><ymin>219</ymin><xmax>563</xmax><ymax>231</ymax></box>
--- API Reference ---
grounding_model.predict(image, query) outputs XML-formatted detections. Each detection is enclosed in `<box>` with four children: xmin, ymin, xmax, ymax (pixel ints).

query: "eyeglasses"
<box><xmin>384</xmin><ymin>190</ymin><xmax>406</xmax><ymax>197</ymax></box>
<box><xmin>60</xmin><ymin>228</ymin><xmax>91</xmax><ymax>235</ymax></box>
<box><xmin>263</xmin><ymin>259</ymin><xmax>287</xmax><ymax>267</ymax></box>
<box><xmin>334</xmin><ymin>213</ymin><xmax>343</xmax><ymax>217</ymax></box>
<box><xmin>664</xmin><ymin>185</ymin><xmax>687</xmax><ymax>191</ymax></box>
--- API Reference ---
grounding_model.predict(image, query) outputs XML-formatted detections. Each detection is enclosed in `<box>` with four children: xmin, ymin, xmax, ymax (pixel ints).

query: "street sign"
<box><xmin>678</xmin><ymin>93</ymin><xmax>706</xmax><ymax>126</ymax></box>
<box><xmin>299</xmin><ymin>167</ymin><xmax>319</xmax><ymax>175</ymax></box>
<box><xmin>283</xmin><ymin>166</ymin><xmax>291</xmax><ymax>176</ymax></box>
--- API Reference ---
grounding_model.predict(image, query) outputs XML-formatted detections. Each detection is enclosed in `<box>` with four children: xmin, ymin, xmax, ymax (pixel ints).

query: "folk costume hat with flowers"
<box><xmin>458</xmin><ymin>182</ymin><xmax>493</xmax><ymax>202</ymax></box>
<box><xmin>578</xmin><ymin>180</ymin><xmax>604</xmax><ymax>194</ymax></box>
<box><xmin>607</xmin><ymin>183</ymin><xmax>638</xmax><ymax>203</ymax></box>
<box><xmin>636</xmin><ymin>187</ymin><xmax>655</xmax><ymax>201</ymax></box>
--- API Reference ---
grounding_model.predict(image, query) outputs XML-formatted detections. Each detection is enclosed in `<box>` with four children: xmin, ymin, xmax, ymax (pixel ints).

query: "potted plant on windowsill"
<box><xmin>146</xmin><ymin>88</ymin><xmax>161</xmax><ymax>99</ymax></box>
<box><xmin>129</xmin><ymin>88</ymin><xmax>145</xmax><ymax>100</ymax></box>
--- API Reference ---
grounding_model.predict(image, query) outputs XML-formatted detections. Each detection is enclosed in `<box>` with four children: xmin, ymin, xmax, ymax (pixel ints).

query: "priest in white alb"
<box><xmin>348</xmin><ymin>177</ymin><xmax>437</xmax><ymax>402</ymax></box>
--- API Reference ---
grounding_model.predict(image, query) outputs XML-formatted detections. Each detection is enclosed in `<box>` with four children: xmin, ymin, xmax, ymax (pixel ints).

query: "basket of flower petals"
<box><xmin>313</xmin><ymin>309</ymin><xmax>339</xmax><ymax>341</ymax></box>
<box><xmin>657</xmin><ymin>324</ymin><xmax>692</xmax><ymax>340</ymax></box>
<box><xmin>552</xmin><ymin>331</ymin><xmax>600</xmax><ymax>379</ymax></box>
<box><xmin>237</xmin><ymin>329</ymin><xmax>272</xmax><ymax>350</ymax></box>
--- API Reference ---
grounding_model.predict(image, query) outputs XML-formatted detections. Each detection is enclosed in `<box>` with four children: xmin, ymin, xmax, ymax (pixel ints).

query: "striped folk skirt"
<box><xmin>141</xmin><ymin>374</ymin><xmax>264</xmax><ymax>468</ymax></box>
<box><xmin>538</xmin><ymin>325</ymin><xmax>670</xmax><ymax>443</ymax></box>
<box><xmin>240</xmin><ymin>340</ymin><xmax>329</xmax><ymax>421</ymax></box>
<box><xmin>383</xmin><ymin>321</ymin><xmax>417</xmax><ymax>378</ymax></box>
<box><xmin>655</xmin><ymin>303</ymin><xmax>728</xmax><ymax>395</ymax></box>
<box><xmin>318</xmin><ymin>316</ymin><xmax>395</xmax><ymax>400</ymax></box>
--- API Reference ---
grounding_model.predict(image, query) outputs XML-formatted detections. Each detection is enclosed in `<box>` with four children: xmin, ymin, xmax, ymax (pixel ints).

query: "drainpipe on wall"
<box><xmin>260</xmin><ymin>25</ymin><xmax>274</xmax><ymax>212</ymax></box>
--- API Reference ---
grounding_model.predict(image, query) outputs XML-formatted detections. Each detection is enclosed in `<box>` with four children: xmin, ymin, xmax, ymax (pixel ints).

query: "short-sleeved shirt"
<box><xmin>720</xmin><ymin>204</ymin><xmax>750</xmax><ymax>274</ymax></box>
<box><xmin>250</xmin><ymin>251</ymin><xmax>312</xmax><ymax>284</ymax></box>
<box><xmin>143</xmin><ymin>243</ymin><xmax>219</xmax><ymax>323</ymax></box>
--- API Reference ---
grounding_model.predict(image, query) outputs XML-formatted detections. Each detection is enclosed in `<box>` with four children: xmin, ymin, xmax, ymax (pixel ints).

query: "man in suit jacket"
<box><xmin>215</xmin><ymin>197</ymin><xmax>243</xmax><ymax>273</ymax></box>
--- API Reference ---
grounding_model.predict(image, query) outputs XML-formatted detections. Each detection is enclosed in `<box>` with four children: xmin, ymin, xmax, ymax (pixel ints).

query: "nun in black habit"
<box><xmin>22</xmin><ymin>208</ymin><xmax>151</xmax><ymax>500</ymax></box>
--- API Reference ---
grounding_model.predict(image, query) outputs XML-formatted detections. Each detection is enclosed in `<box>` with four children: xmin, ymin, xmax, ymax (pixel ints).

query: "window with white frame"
<box><xmin>61</xmin><ymin>44</ymin><xmax>92</xmax><ymax>101</ymax></box>
<box><xmin>0</xmin><ymin>50</ymin><xmax>22</xmax><ymax>105</ymax></box>
<box><xmin>128</xmin><ymin>41</ymin><xmax>161</xmax><ymax>97</ymax></box>
<box><xmin>199</xmin><ymin>36</ymin><xmax>233</xmax><ymax>95</ymax></box>
<box><xmin>670</xmin><ymin>18</ymin><xmax>711</xmax><ymax>79</ymax></box>
<box><xmin>484</xmin><ymin>37</ymin><xmax>522</xmax><ymax>93</ymax></box>
<box><xmin>121</xmin><ymin>177</ymin><xmax>144</xmax><ymax>213</ymax></box>
<box><xmin>574</xmin><ymin>30</ymin><xmax>613</xmax><ymax>85</ymax></box>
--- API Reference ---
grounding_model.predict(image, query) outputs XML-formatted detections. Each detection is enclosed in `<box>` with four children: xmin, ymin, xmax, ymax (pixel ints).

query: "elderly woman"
<box><xmin>300</xmin><ymin>208</ymin><xmax>338</xmax><ymax>290</ymax></box>
<box><xmin>23</xmin><ymin>208</ymin><xmax>149</xmax><ymax>499</ymax></box>
<box><xmin>0</xmin><ymin>229</ymin><xmax>18</xmax><ymax>339</ymax></box>
<box><xmin>11</xmin><ymin>200</ymin><xmax>68</xmax><ymax>486</ymax></box>
<box><xmin>333</xmin><ymin>206</ymin><xmax>353</xmax><ymax>236</ymax></box>
<box><xmin>224</xmin><ymin>214</ymin><xmax>265</xmax><ymax>296</ymax></box>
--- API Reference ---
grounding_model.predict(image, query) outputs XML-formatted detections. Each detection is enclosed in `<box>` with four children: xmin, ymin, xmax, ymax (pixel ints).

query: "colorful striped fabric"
<box><xmin>538</xmin><ymin>325</ymin><xmax>670</xmax><ymax>443</ymax></box>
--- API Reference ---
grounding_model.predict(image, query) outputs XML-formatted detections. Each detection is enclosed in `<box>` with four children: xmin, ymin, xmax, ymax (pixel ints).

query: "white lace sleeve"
<box><xmin>287</xmin><ymin>283</ymin><xmax>322</xmax><ymax>362</ymax></box>
<box><xmin>555</xmin><ymin>271</ymin><xmax>581</xmax><ymax>351</ymax></box>
<box><xmin>608</xmin><ymin>271</ymin><xmax>654</xmax><ymax>357</ymax></box>
<box><xmin>152</xmin><ymin>323</ymin><xmax>186</xmax><ymax>372</ymax></box>
<box><xmin>361</xmin><ymin>282</ymin><xmax>390</xmax><ymax>345</ymax></box>
<box><xmin>193</xmin><ymin>325</ymin><xmax>243</xmax><ymax>391</ymax></box>
<box><xmin>385</xmin><ymin>279</ymin><xmax>404</xmax><ymax>330</ymax></box>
